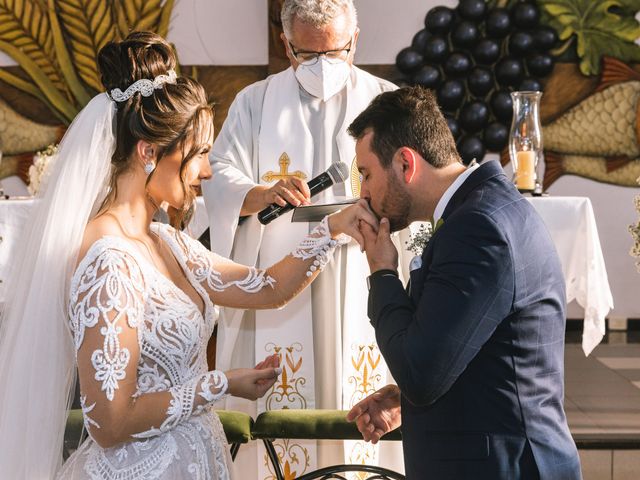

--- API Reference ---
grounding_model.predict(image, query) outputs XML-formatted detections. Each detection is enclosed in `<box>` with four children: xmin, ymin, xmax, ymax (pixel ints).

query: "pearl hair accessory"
<box><xmin>109</xmin><ymin>70</ymin><xmax>177</xmax><ymax>103</ymax></box>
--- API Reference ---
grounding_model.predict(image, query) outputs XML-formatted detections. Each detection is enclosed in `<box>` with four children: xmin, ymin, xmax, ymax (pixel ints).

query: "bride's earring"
<box><xmin>144</xmin><ymin>161</ymin><xmax>155</xmax><ymax>175</ymax></box>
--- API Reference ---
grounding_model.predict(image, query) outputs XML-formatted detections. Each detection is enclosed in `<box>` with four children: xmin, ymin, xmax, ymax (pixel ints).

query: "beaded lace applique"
<box><xmin>70</xmin><ymin>248</ymin><xmax>144</xmax><ymax>401</ymax></box>
<box><xmin>133</xmin><ymin>372</ymin><xmax>228</xmax><ymax>439</ymax></box>
<box><xmin>165</xmin><ymin>226</ymin><xmax>277</xmax><ymax>294</ymax></box>
<box><xmin>292</xmin><ymin>216</ymin><xmax>350</xmax><ymax>276</ymax></box>
<box><xmin>80</xmin><ymin>395</ymin><xmax>100</xmax><ymax>430</ymax></box>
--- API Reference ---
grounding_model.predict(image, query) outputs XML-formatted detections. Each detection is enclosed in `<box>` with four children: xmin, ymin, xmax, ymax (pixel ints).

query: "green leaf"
<box><xmin>56</xmin><ymin>0</ymin><xmax>117</xmax><ymax>93</ymax></box>
<box><xmin>47</xmin><ymin>0</ymin><xmax>91</xmax><ymax>108</ymax></box>
<box><xmin>118</xmin><ymin>0</ymin><xmax>162</xmax><ymax>34</ymax></box>
<box><xmin>595</xmin><ymin>1</ymin><xmax>640</xmax><ymax>41</ymax></box>
<box><xmin>0</xmin><ymin>0</ymin><xmax>68</xmax><ymax>95</ymax></box>
<box><xmin>0</xmin><ymin>38</ymin><xmax>77</xmax><ymax>122</ymax></box>
<box><xmin>614</xmin><ymin>0</ymin><xmax>640</xmax><ymax>10</ymax></box>
<box><xmin>579</xmin><ymin>30</ymin><xmax>640</xmax><ymax>75</ymax></box>
<box><xmin>539</xmin><ymin>0</ymin><xmax>640</xmax><ymax>75</ymax></box>
<box><xmin>544</xmin><ymin>4</ymin><xmax>574</xmax><ymax>16</ymax></box>
<box><xmin>158</xmin><ymin>0</ymin><xmax>174</xmax><ymax>38</ymax></box>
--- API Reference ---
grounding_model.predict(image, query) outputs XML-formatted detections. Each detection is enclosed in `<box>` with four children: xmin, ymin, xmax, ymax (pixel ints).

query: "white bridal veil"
<box><xmin>0</xmin><ymin>93</ymin><xmax>116</xmax><ymax>478</ymax></box>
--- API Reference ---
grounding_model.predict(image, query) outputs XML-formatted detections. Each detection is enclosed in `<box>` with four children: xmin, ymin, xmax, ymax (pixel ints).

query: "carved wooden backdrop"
<box><xmin>0</xmin><ymin>0</ymin><xmax>399</xmax><ymax>148</ymax></box>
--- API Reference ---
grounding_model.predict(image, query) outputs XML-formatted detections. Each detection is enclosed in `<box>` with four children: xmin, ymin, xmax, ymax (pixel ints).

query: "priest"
<box><xmin>202</xmin><ymin>0</ymin><xmax>405</xmax><ymax>476</ymax></box>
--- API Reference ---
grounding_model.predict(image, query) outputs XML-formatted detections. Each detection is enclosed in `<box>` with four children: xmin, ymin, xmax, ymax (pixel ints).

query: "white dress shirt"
<box><xmin>432</xmin><ymin>160</ymin><xmax>480</xmax><ymax>224</ymax></box>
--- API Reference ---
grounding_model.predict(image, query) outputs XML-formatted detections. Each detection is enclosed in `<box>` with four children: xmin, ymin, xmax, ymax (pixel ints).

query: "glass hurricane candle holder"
<box><xmin>509</xmin><ymin>91</ymin><xmax>543</xmax><ymax>193</ymax></box>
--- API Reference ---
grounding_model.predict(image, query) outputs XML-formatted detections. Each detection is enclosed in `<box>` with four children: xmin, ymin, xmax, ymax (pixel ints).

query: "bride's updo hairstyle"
<box><xmin>97</xmin><ymin>31</ymin><xmax>213</xmax><ymax>228</ymax></box>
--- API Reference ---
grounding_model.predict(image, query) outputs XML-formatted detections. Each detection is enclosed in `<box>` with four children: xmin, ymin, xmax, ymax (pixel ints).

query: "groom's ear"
<box><xmin>397</xmin><ymin>147</ymin><xmax>417</xmax><ymax>184</ymax></box>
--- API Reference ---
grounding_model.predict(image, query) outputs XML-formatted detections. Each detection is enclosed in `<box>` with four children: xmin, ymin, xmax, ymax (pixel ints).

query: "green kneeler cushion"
<box><xmin>65</xmin><ymin>409</ymin><xmax>85</xmax><ymax>445</ymax></box>
<box><xmin>66</xmin><ymin>409</ymin><xmax>396</xmax><ymax>446</ymax></box>
<box><xmin>252</xmin><ymin>409</ymin><xmax>402</xmax><ymax>441</ymax></box>
<box><xmin>215</xmin><ymin>410</ymin><xmax>254</xmax><ymax>444</ymax></box>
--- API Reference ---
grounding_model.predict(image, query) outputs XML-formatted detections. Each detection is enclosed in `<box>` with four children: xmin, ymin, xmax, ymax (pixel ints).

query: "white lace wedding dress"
<box><xmin>57</xmin><ymin>219</ymin><xmax>345</xmax><ymax>480</ymax></box>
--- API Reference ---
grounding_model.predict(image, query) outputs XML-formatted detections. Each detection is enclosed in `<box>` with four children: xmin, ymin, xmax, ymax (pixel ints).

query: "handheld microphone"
<box><xmin>258</xmin><ymin>162</ymin><xmax>350</xmax><ymax>225</ymax></box>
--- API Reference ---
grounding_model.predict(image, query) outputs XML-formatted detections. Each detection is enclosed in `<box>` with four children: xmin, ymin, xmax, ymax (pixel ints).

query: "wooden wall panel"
<box><xmin>194</xmin><ymin>65</ymin><xmax>269</xmax><ymax>136</ymax></box>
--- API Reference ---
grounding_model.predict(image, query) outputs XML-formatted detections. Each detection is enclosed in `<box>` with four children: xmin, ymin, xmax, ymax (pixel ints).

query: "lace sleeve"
<box><xmin>70</xmin><ymin>246</ymin><xmax>228</xmax><ymax>448</ymax></box>
<box><xmin>171</xmin><ymin>217</ymin><xmax>349</xmax><ymax>309</ymax></box>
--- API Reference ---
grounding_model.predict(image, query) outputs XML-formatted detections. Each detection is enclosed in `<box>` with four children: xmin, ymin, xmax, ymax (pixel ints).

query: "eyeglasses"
<box><xmin>287</xmin><ymin>38</ymin><xmax>353</xmax><ymax>66</ymax></box>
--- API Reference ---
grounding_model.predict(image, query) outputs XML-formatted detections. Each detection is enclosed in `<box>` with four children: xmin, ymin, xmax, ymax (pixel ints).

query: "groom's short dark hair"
<box><xmin>348</xmin><ymin>86</ymin><xmax>461</xmax><ymax>169</ymax></box>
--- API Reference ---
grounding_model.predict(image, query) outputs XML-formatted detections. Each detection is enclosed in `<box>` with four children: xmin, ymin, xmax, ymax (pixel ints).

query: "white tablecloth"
<box><xmin>0</xmin><ymin>198</ymin><xmax>35</xmax><ymax>302</ymax></box>
<box><xmin>528</xmin><ymin>196</ymin><xmax>613</xmax><ymax>355</ymax></box>
<box><xmin>0</xmin><ymin>196</ymin><xmax>613</xmax><ymax>356</ymax></box>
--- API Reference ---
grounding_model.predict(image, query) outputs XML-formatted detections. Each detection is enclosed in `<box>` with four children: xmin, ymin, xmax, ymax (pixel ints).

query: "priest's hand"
<box><xmin>359</xmin><ymin>217</ymin><xmax>398</xmax><ymax>273</ymax></box>
<box><xmin>327</xmin><ymin>199</ymin><xmax>379</xmax><ymax>248</ymax></box>
<box><xmin>346</xmin><ymin>384</ymin><xmax>401</xmax><ymax>444</ymax></box>
<box><xmin>241</xmin><ymin>179</ymin><xmax>311</xmax><ymax>215</ymax></box>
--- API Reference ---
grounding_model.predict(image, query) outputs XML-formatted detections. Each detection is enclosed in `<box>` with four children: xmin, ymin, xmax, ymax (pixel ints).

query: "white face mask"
<box><xmin>294</xmin><ymin>57</ymin><xmax>351</xmax><ymax>101</ymax></box>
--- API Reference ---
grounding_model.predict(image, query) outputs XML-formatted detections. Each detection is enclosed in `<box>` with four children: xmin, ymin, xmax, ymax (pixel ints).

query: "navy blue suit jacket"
<box><xmin>368</xmin><ymin>161</ymin><xmax>581</xmax><ymax>479</ymax></box>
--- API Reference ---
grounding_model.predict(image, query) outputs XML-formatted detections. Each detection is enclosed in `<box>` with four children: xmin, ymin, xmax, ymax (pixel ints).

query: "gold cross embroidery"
<box><xmin>261</xmin><ymin>152</ymin><xmax>307</xmax><ymax>183</ymax></box>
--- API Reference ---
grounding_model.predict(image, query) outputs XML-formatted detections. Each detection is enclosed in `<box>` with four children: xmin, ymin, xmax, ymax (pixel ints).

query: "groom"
<box><xmin>344</xmin><ymin>87</ymin><xmax>582</xmax><ymax>479</ymax></box>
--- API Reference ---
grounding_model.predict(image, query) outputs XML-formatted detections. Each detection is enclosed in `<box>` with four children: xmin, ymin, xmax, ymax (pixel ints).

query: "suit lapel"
<box><xmin>409</xmin><ymin>161</ymin><xmax>506</xmax><ymax>303</ymax></box>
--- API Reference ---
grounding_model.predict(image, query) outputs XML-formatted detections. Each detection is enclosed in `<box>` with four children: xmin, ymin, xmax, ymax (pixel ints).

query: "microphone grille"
<box><xmin>327</xmin><ymin>162</ymin><xmax>350</xmax><ymax>183</ymax></box>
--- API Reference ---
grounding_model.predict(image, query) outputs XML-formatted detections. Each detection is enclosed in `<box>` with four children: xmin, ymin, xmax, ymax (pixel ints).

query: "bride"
<box><xmin>0</xmin><ymin>32</ymin><xmax>375</xmax><ymax>479</ymax></box>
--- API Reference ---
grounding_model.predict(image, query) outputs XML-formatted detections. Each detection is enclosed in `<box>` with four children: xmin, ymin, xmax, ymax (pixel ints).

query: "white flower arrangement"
<box><xmin>28</xmin><ymin>143</ymin><xmax>58</xmax><ymax>196</ymax></box>
<box><xmin>630</xmin><ymin>176</ymin><xmax>640</xmax><ymax>272</ymax></box>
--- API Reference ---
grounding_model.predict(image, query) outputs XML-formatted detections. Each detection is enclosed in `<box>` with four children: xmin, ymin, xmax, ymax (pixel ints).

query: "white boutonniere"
<box><xmin>405</xmin><ymin>219</ymin><xmax>444</xmax><ymax>255</ymax></box>
<box><xmin>406</xmin><ymin>223</ymin><xmax>432</xmax><ymax>255</ymax></box>
<box><xmin>630</xmin><ymin>176</ymin><xmax>640</xmax><ymax>272</ymax></box>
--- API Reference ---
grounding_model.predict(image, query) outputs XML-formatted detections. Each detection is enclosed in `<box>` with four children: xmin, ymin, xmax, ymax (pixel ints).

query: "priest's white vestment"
<box><xmin>202</xmin><ymin>66</ymin><xmax>408</xmax><ymax>478</ymax></box>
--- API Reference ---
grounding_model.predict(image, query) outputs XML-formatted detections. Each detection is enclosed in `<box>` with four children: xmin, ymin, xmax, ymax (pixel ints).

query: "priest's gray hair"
<box><xmin>281</xmin><ymin>0</ymin><xmax>358</xmax><ymax>38</ymax></box>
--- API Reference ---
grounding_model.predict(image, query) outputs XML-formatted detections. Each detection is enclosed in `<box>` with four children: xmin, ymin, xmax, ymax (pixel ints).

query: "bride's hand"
<box><xmin>226</xmin><ymin>366</ymin><xmax>282</xmax><ymax>400</ymax></box>
<box><xmin>328</xmin><ymin>199</ymin><xmax>379</xmax><ymax>248</ymax></box>
<box><xmin>254</xmin><ymin>354</ymin><xmax>281</xmax><ymax>387</ymax></box>
<box><xmin>254</xmin><ymin>353</ymin><xmax>280</xmax><ymax>370</ymax></box>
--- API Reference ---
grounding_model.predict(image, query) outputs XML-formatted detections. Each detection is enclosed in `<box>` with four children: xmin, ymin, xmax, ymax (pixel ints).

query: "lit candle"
<box><xmin>516</xmin><ymin>150</ymin><xmax>535</xmax><ymax>191</ymax></box>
